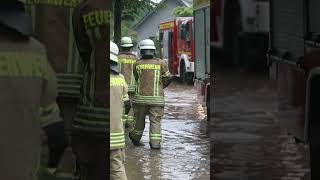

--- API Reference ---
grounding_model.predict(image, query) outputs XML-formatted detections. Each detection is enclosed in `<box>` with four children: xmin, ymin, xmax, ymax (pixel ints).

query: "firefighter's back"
<box><xmin>0</xmin><ymin>28</ymin><xmax>57</xmax><ymax>179</ymax></box>
<box><xmin>110</xmin><ymin>73</ymin><xmax>127</xmax><ymax>149</ymax></box>
<box><xmin>134</xmin><ymin>58</ymin><xmax>166</xmax><ymax>106</ymax></box>
<box><xmin>118</xmin><ymin>53</ymin><xmax>137</xmax><ymax>92</ymax></box>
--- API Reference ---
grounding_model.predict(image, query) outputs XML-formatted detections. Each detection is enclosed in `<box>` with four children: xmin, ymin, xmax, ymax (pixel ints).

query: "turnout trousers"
<box><xmin>110</xmin><ymin>149</ymin><xmax>127</xmax><ymax>180</ymax></box>
<box><xmin>71</xmin><ymin>133</ymin><xmax>107</xmax><ymax>180</ymax></box>
<box><xmin>130</xmin><ymin>104</ymin><xmax>164</xmax><ymax>148</ymax></box>
<box><xmin>45</xmin><ymin>97</ymin><xmax>78</xmax><ymax>167</ymax></box>
<box><xmin>124</xmin><ymin>92</ymin><xmax>135</xmax><ymax>129</ymax></box>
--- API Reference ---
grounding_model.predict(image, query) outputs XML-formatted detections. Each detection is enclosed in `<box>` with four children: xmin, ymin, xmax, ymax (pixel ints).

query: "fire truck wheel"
<box><xmin>180</xmin><ymin>61</ymin><xmax>187</xmax><ymax>83</ymax></box>
<box><xmin>180</xmin><ymin>61</ymin><xmax>193</xmax><ymax>84</ymax></box>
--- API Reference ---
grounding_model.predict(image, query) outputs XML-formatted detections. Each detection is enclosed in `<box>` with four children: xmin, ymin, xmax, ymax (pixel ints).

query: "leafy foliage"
<box><xmin>172</xmin><ymin>6</ymin><xmax>193</xmax><ymax>17</ymax></box>
<box><xmin>113</xmin><ymin>0</ymin><xmax>161</xmax><ymax>44</ymax></box>
<box><xmin>112</xmin><ymin>0</ymin><xmax>167</xmax><ymax>44</ymax></box>
<box><xmin>122</xmin><ymin>0</ymin><xmax>158</xmax><ymax>21</ymax></box>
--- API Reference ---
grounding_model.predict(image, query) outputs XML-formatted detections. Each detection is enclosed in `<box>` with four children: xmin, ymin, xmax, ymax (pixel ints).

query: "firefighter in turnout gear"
<box><xmin>110</xmin><ymin>41</ymin><xmax>129</xmax><ymax>180</ymax></box>
<box><xmin>129</xmin><ymin>39</ymin><xmax>172</xmax><ymax>149</ymax></box>
<box><xmin>24</xmin><ymin>0</ymin><xmax>84</xmax><ymax>172</ymax></box>
<box><xmin>119</xmin><ymin>37</ymin><xmax>138</xmax><ymax>129</ymax></box>
<box><xmin>71</xmin><ymin>1</ymin><xmax>110</xmax><ymax>179</ymax></box>
<box><xmin>0</xmin><ymin>1</ymin><xmax>60</xmax><ymax>179</ymax></box>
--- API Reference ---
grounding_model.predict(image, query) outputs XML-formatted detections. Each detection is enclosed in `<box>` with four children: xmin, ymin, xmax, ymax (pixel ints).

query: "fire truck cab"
<box><xmin>159</xmin><ymin>17</ymin><xmax>194</xmax><ymax>83</ymax></box>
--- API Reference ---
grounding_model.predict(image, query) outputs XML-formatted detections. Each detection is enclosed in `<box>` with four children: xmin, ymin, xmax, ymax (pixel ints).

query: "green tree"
<box><xmin>112</xmin><ymin>0</ymin><xmax>161</xmax><ymax>45</ymax></box>
<box><xmin>172</xmin><ymin>6</ymin><xmax>193</xmax><ymax>17</ymax></box>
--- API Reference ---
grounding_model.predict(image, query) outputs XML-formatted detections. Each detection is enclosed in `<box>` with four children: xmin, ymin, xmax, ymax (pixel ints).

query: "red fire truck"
<box><xmin>268</xmin><ymin>0</ymin><xmax>320</xmax><ymax>178</ymax></box>
<box><xmin>159</xmin><ymin>17</ymin><xmax>194</xmax><ymax>83</ymax></box>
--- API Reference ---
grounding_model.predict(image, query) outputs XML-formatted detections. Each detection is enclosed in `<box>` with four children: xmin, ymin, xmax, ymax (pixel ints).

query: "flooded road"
<box><xmin>125</xmin><ymin>82</ymin><xmax>210</xmax><ymax>180</ymax></box>
<box><xmin>210</xmin><ymin>67</ymin><xmax>310</xmax><ymax>180</ymax></box>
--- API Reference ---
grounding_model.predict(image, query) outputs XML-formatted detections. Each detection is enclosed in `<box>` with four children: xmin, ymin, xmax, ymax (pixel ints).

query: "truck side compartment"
<box><xmin>194</xmin><ymin>0</ymin><xmax>210</xmax><ymax>116</ymax></box>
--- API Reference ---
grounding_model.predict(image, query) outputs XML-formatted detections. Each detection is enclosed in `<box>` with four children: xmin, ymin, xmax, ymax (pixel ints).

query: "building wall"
<box><xmin>135</xmin><ymin>0</ymin><xmax>183</xmax><ymax>42</ymax></box>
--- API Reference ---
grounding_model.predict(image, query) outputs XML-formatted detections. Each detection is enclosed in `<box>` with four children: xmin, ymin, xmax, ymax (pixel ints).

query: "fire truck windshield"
<box><xmin>180</xmin><ymin>22</ymin><xmax>190</xmax><ymax>41</ymax></box>
<box><xmin>179</xmin><ymin>21</ymin><xmax>192</xmax><ymax>54</ymax></box>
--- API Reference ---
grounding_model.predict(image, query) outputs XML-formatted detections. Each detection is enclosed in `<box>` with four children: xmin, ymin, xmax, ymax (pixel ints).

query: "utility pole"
<box><xmin>114</xmin><ymin>0</ymin><xmax>123</xmax><ymax>45</ymax></box>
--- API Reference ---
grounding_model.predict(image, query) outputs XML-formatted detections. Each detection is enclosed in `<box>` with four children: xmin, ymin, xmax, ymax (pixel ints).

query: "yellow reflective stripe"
<box><xmin>150</xmin><ymin>137</ymin><xmax>162</xmax><ymax>140</ymax></box>
<box><xmin>110</xmin><ymin>77</ymin><xmax>126</xmax><ymax>87</ymax></box>
<box><xmin>136</xmin><ymin>64</ymin><xmax>161</xmax><ymax>70</ymax></box>
<box><xmin>137</xmin><ymin>74</ymin><xmax>140</xmax><ymax>94</ymax></box>
<box><xmin>119</xmin><ymin>58</ymin><xmax>136</xmax><ymax>64</ymax></box>
<box><xmin>133</xmin><ymin>100</ymin><xmax>164</xmax><ymax>105</ymax></box>
<box><xmin>128</xmin><ymin>86</ymin><xmax>136</xmax><ymax>92</ymax></box>
<box><xmin>73</xmin><ymin>118</ymin><xmax>108</xmax><ymax>125</ymax></box>
<box><xmin>131</xmin><ymin>129</ymin><xmax>143</xmax><ymax>135</ymax></box>
<box><xmin>123</xmin><ymin>94</ymin><xmax>129</xmax><ymax>101</ymax></box>
<box><xmin>76</xmin><ymin>111</ymin><xmax>107</xmax><ymax>120</ymax></box>
<box><xmin>153</xmin><ymin>69</ymin><xmax>156</xmax><ymax>96</ymax></box>
<box><xmin>0</xmin><ymin>52</ymin><xmax>48</xmax><ymax>79</ymax></box>
<box><xmin>134</xmin><ymin>96</ymin><xmax>164</xmax><ymax>100</ymax></box>
<box><xmin>119</xmin><ymin>63</ymin><xmax>122</xmax><ymax>71</ymax></box>
<box><xmin>150</xmin><ymin>133</ymin><xmax>162</xmax><ymax>140</ymax></box>
<box><xmin>26</xmin><ymin>0</ymin><xmax>82</xmax><ymax>7</ymax></box>
<box><xmin>126</xmin><ymin>116</ymin><xmax>134</xmax><ymax>120</ymax></box>
<box><xmin>163</xmin><ymin>71</ymin><xmax>171</xmax><ymax>77</ymax></box>
<box><xmin>155</xmin><ymin>70</ymin><xmax>160</xmax><ymax>96</ymax></box>
<box><xmin>110</xmin><ymin>139</ymin><xmax>125</xmax><ymax>144</ymax></box>
<box><xmin>89</xmin><ymin>52</ymin><xmax>95</xmax><ymax>104</ymax></box>
<box><xmin>40</xmin><ymin>103</ymin><xmax>60</xmax><ymax>127</ymax></box>
<box><xmin>110</xmin><ymin>143</ymin><xmax>125</xmax><ymax>148</ymax></box>
<box><xmin>67</xmin><ymin>8</ymin><xmax>81</xmax><ymax>74</ymax></box>
<box><xmin>111</xmin><ymin>137</ymin><xmax>125</xmax><ymax>141</ymax></box>
<box><xmin>130</xmin><ymin>64</ymin><xmax>135</xmax><ymax>85</ymax></box>
<box><xmin>110</xmin><ymin>131</ymin><xmax>125</xmax><ymax>146</ymax></box>
<box><xmin>83</xmin><ymin>10</ymin><xmax>110</xmax><ymax>30</ymax></box>
<box><xmin>110</xmin><ymin>132</ymin><xmax>125</xmax><ymax>136</ymax></box>
<box><xmin>110</xmin><ymin>137</ymin><xmax>125</xmax><ymax>141</ymax></box>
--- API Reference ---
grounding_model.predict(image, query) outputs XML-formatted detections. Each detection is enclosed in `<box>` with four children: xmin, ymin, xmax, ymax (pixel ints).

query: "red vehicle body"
<box><xmin>269</xmin><ymin>0</ymin><xmax>320</xmax><ymax>178</ymax></box>
<box><xmin>159</xmin><ymin>17</ymin><xmax>194</xmax><ymax>83</ymax></box>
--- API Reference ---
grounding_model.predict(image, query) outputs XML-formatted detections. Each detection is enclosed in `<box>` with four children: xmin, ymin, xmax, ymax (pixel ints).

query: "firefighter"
<box><xmin>119</xmin><ymin>36</ymin><xmax>138</xmax><ymax>129</ymax></box>
<box><xmin>129</xmin><ymin>39</ymin><xmax>172</xmax><ymax>149</ymax></box>
<box><xmin>110</xmin><ymin>41</ymin><xmax>130</xmax><ymax>180</ymax></box>
<box><xmin>71</xmin><ymin>1</ymin><xmax>109</xmax><ymax>179</ymax></box>
<box><xmin>24</xmin><ymin>0</ymin><xmax>84</xmax><ymax>172</ymax></box>
<box><xmin>0</xmin><ymin>1</ymin><xmax>60</xmax><ymax>179</ymax></box>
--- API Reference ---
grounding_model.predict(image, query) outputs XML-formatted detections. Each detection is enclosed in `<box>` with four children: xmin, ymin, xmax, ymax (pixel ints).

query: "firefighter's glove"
<box><xmin>163</xmin><ymin>77</ymin><xmax>173</xmax><ymax>88</ymax></box>
<box><xmin>42</xmin><ymin>120</ymin><xmax>68</xmax><ymax>168</ymax></box>
<box><xmin>124</xmin><ymin>100</ymin><xmax>131</xmax><ymax>114</ymax></box>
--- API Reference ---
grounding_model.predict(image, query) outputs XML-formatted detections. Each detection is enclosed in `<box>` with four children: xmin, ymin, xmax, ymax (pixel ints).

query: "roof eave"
<box><xmin>132</xmin><ymin>0</ymin><xmax>190</xmax><ymax>30</ymax></box>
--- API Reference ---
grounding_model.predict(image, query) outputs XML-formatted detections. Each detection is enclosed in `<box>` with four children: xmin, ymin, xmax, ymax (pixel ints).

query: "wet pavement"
<box><xmin>210</xmin><ymin>67</ymin><xmax>310</xmax><ymax>180</ymax></box>
<box><xmin>125</xmin><ymin>82</ymin><xmax>210</xmax><ymax>180</ymax></box>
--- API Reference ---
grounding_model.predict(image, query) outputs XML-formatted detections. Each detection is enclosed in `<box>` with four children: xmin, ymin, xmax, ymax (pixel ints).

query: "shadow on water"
<box><xmin>211</xmin><ymin>67</ymin><xmax>310</xmax><ymax>180</ymax></box>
